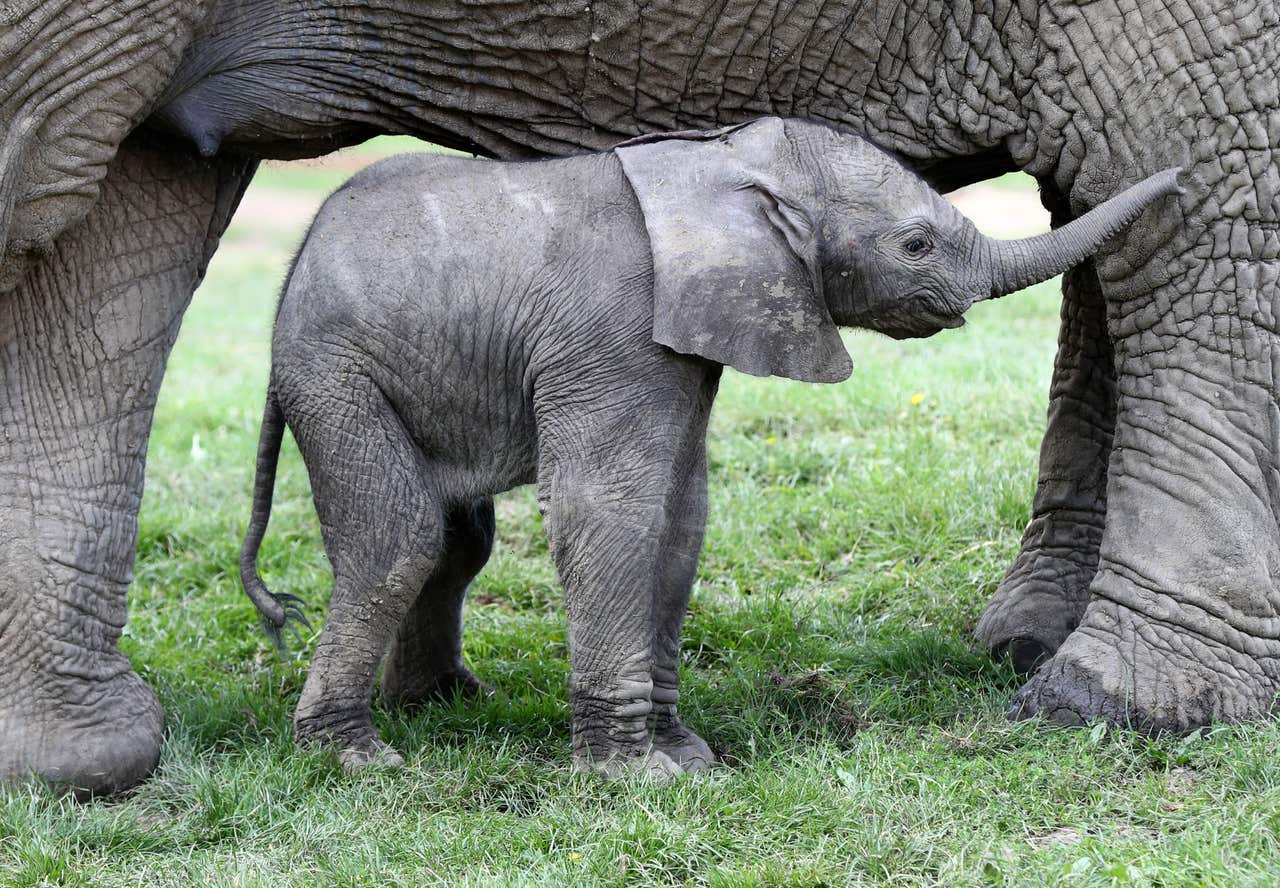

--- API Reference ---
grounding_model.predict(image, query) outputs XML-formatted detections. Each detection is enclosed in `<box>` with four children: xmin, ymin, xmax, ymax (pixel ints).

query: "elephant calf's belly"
<box><xmin>372</xmin><ymin>349</ymin><xmax>541</xmax><ymax>502</ymax></box>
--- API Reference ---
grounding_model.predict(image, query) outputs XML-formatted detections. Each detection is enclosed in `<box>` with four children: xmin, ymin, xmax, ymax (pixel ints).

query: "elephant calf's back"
<box><xmin>270</xmin><ymin>150</ymin><xmax>653</xmax><ymax>496</ymax></box>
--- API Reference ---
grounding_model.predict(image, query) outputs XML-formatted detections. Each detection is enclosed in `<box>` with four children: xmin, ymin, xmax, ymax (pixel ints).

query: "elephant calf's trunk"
<box><xmin>982</xmin><ymin>168</ymin><xmax>1184</xmax><ymax>299</ymax></box>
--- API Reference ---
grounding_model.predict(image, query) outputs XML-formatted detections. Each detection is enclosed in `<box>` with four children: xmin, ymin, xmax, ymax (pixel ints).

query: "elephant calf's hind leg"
<box><xmin>289</xmin><ymin>392</ymin><xmax>443</xmax><ymax>769</ymax></box>
<box><xmin>381</xmin><ymin>497</ymin><xmax>495</xmax><ymax>708</ymax></box>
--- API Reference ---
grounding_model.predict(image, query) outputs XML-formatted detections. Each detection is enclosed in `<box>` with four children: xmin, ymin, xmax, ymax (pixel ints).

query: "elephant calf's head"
<box><xmin>616</xmin><ymin>118</ymin><xmax>1182</xmax><ymax>383</ymax></box>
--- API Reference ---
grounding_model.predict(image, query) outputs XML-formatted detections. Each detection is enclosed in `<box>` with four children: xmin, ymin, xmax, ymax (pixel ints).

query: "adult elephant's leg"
<box><xmin>1005</xmin><ymin>0</ymin><xmax>1280</xmax><ymax>729</ymax></box>
<box><xmin>0</xmin><ymin>133</ymin><xmax>253</xmax><ymax>795</ymax></box>
<box><xmin>975</xmin><ymin>257</ymin><xmax>1115</xmax><ymax>673</ymax></box>
<box><xmin>1013</xmin><ymin>206</ymin><xmax>1280</xmax><ymax>729</ymax></box>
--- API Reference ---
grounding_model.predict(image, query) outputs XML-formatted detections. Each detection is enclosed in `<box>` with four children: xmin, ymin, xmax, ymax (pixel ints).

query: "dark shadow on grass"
<box><xmin>376</xmin><ymin>622</ymin><xmax>1026</xmax><ymax>771</ymax></box>
<box><xmin>679</xmin><ymin>622</ymin><xmax>1027</xmax><ymax>762</ymax></box>
<box><xmin>145</xmin><ymin>591</ymin><xmax>1027</xmax><ymax>780</ymax></box>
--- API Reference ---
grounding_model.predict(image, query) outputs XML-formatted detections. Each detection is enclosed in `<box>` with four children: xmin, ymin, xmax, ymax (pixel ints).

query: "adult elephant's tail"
<box><xmin>240</xmin><ymin>386</ymin><xmax>310</xmax><ymax>648</ymax></box>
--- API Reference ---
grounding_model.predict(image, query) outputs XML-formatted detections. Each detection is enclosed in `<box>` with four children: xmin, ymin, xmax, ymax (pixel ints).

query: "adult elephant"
<box><xmin>1</xmin><ymin>0</ymin><xmax>1275</xmax><ymax>795</ymax></box>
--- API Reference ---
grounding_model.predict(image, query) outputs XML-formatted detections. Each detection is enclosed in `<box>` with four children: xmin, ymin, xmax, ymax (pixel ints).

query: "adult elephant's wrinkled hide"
<box><xmin>0</xmin><ymin>0</ymin><xmax>1275</xmax><ymax>795</ymax></box>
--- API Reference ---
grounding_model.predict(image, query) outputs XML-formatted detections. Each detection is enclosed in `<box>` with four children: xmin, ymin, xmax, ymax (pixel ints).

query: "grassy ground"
<box><xmin>4</xmin><ymin>143</ymin><xmax>1280</xmax><ymax>887</ymax></box>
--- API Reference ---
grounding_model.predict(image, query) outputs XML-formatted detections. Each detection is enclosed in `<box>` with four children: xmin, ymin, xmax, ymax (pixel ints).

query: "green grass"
<box><xmin>4</xmin><ymin>150</ymin><xmax>1279</xmax><ymax>888</ymax></box>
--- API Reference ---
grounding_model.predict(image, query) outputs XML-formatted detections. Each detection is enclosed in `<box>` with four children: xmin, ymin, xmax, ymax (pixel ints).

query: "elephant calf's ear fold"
<box><xmin>616</xmin><ymin>118</ymin><xmax>852</xmax><ymax>384</ymax></box>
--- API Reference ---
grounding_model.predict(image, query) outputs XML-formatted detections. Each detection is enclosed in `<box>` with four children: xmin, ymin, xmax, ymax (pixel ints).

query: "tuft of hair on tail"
<box><xmin>239</xmin><ymin>385</ymin><xmax>314</xmax><ymax>651</ymax></box>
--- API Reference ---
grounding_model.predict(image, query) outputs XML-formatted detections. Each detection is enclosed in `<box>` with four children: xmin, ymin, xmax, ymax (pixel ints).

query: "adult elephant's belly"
<box><xmin>147</xmin><ymin>0</ymin><xmax>1023</xmax><ymax>173</ymax></box>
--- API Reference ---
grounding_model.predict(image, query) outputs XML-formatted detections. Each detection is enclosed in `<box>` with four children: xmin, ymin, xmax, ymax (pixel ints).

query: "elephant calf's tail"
<box><xmin>240</xmin><ymin>387</ymin><xmax>311</xmax><ymax>649</ymax></box>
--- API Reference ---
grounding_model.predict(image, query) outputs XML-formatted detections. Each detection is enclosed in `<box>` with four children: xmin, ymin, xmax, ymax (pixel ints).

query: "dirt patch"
<box><xmin>230</xmin><ymin>187</ymin><xmax>327</xmax><ymax>233</ymax></box>
<box><xmin>949</xmin><ymin>183</ymin><xmax>1050</xmax><ymax>239</ymax></box>
<box><xmin>1028</xmin><ymin>822</ymin><xmax>1158</xmax><ymax>849</ymax></box>
<box><xmin>1163</xmin><ymin>766</ymin><xmax>1202</xmax><ymax>796</ymax></box>
<box><xmin>1030</xmin><ymin>826</ymin><xmax>1087</xmax><ymax>848</ymax></box>
<box><xmin>1158</xmin><ymin>766</ymin><xmax>1204</xmax><ymax>811</ymax></box>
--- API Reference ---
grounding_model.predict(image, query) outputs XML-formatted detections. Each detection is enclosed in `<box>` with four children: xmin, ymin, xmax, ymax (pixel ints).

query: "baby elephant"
<box><xmin>240</xmin><ymin>116</ymin><xmax>1180</xmax><ymax>775</ymax></box>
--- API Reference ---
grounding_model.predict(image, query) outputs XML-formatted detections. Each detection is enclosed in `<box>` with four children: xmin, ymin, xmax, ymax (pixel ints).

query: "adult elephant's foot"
<box><xmin>0</xmin><ymin>521</ymin><xmax>170</xmax><ymax>796</ymax></box>
<box><xmin>976</xmin><ymin>260</ymin><xmax>1114</xmax><ymax>674</ymax></box>
<box><xmin>0</xmin><ymin>512</ymin><xmax>164</xmax><ymax>796</ymax></box>
<box><xmin>975</xmin><ymin>513</ymin><xmax>1103</xmax><ymax>674</ymax></box>
<box><xmin>0</xmin><ymin>659</ymin><xmax>164</xmax><ymax>798</ymax></box>
<box><xmin>1009</xmin><ymin>589</ymin><xmax>1280</xmax><ymax>731</ymax></box>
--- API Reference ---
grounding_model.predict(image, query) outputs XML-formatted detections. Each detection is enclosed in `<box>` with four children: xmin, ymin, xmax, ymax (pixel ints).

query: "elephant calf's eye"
<box><xmin>904</xmin><ymin>237</ymin><xmax>930</xmax><ymax>256</ymax></box>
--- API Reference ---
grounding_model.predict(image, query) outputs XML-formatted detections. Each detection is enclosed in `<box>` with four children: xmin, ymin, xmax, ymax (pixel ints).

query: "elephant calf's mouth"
<box><xmin>881</xmin><ymin>316</ymin><xmax>965</xmax><ymax>340</ymax></box>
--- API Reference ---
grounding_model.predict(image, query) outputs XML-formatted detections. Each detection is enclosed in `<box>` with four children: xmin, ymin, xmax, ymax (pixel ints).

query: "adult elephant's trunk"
<box><xmin>981</xmin><ymin>168</ymin><xmax>1183</xmax><ymax>298</ymax></box>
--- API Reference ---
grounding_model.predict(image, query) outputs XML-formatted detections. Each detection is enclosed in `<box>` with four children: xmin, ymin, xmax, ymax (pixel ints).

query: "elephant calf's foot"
<box><xmin>976</xmin><ymin>522</ymin><xmax>1103</xmax><ymax>674</ymax></box>
<box><xmin>295</xmin><ymin>715</ymin><xmax>404</xmax><ymax>771</ymax></box>
<box><xmin>338</xmin><ymin>738</ymin><xmax>405</xmax><ymax>771</ymax></box>
<box><xmin>651</xmin><ymin>718</ymin><xmax>716</xmax><ymax>771</ymax></box>
<box><xmin>0</xmin><ymin>668</ymin><xmax>164</xmax><ymax>799</ymax></box>
<box><xmin>380</xmin><ymin>663</ymin><xmax>489</xmax><ymax>710</ymax></box>
<box><xmin>572</xmin><ymin>721</ymin><xmax>713</xmax><ymax>779</ymax></box>
<box><xmin>1010</xmin><ymin>590</ymin><xmax>1280</xmax><ymax>732</ymax></box>
<box><xmin>574</xmin><ymin>745</ymin><xmax>685</xmax><ymax>781</ymax></box>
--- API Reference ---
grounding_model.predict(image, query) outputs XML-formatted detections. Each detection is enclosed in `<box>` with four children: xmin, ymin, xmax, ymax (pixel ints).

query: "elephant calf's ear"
<box><xmin>616</xmin><ymin>118</ymin><xmax>852</xmax><ymax>384</ymax></box>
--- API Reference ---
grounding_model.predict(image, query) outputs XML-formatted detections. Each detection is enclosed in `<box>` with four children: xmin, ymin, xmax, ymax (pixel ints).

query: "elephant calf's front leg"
<box><xmin>648</xmin><ymin>392</ymin><xmax>718</xmax><ymax>771</ymax></box>
<box><xmin>540</xmin><ymin>451</ymin><xmax>696</xmax><ymax>779</ymax></box>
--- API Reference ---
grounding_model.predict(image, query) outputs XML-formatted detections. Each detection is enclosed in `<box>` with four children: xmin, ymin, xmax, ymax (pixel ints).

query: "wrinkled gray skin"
<box><xmin>239</xmin><ymin>118</ymin><xmax>1178</xmax><ymax>774</ymax></box>
<box><xmin>1</xmin><ymin>0</ymin><xmax>1276</xmax><ymax>795</ymax></box>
